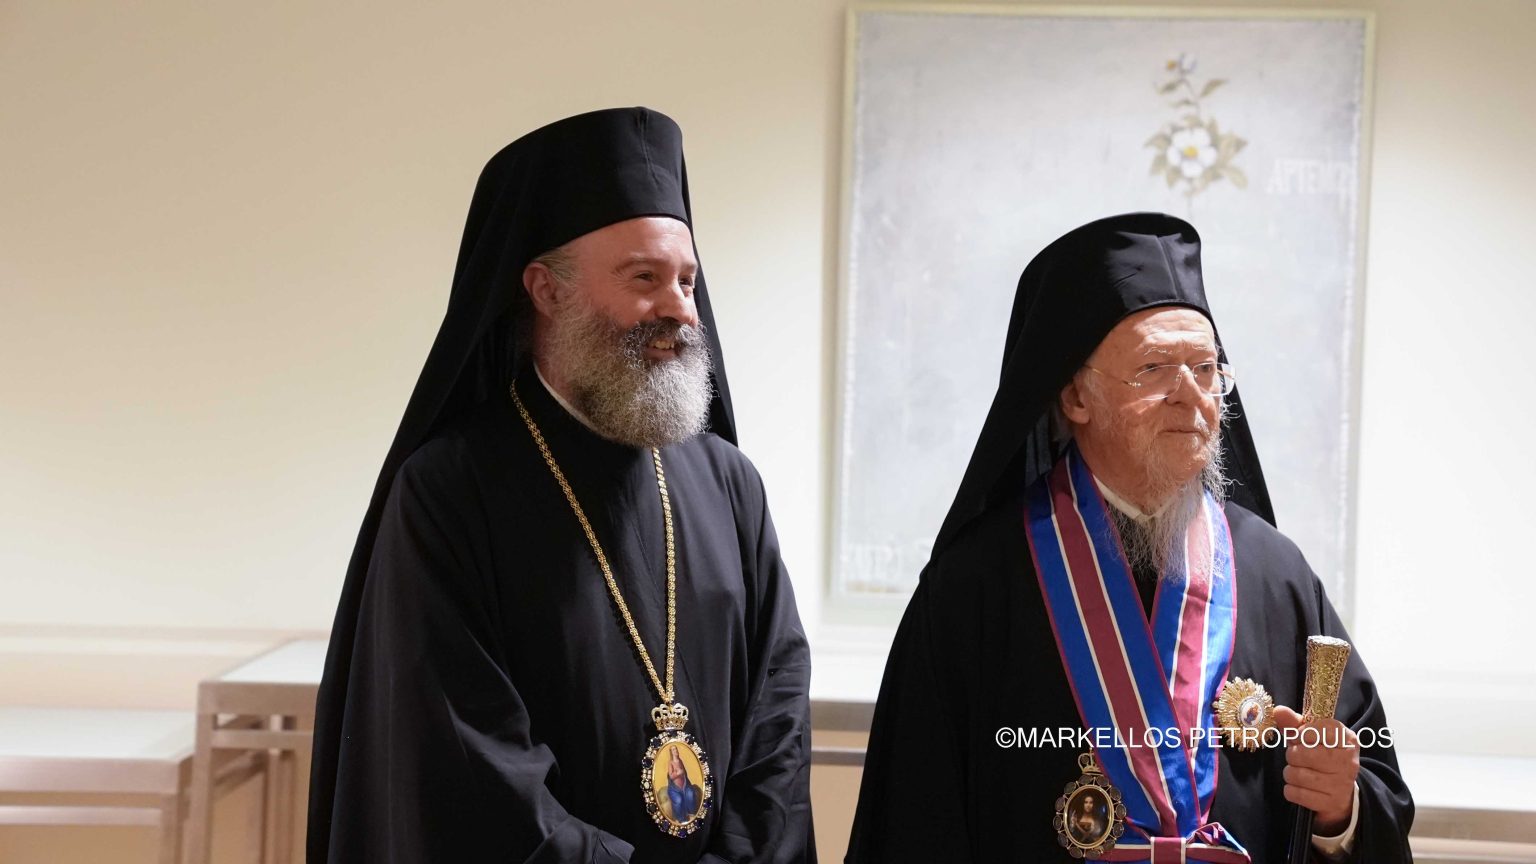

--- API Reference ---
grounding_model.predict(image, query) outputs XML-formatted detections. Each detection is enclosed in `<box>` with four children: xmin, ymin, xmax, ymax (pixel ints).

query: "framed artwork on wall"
<box><xmin>832</xmin><ymin>4</ymin><xmax>1375</xmax><ymax>619</ymax></box>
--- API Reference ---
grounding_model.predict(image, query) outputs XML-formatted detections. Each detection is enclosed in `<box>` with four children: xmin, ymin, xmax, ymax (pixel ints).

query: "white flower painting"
<box><xmin>1146</xmin><ymin>54</ymin><xmax>1249</xmax><ymax>199</ymax></box>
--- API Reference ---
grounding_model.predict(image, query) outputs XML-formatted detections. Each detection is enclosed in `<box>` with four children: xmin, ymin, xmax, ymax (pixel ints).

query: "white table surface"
<box><xmin>1397</xmin><ymin>751</ymin><xmax>1536</xmax><ymax>814</ymax></box>
<box><xmin>215</xmin><ymin>638</ymin><xmax>328</xmax><ymax>685</ymax></box>
<box><xmin>0</xmin><ymin>707</ymin><xmax>193</xmax><ymax>760</ymax></box>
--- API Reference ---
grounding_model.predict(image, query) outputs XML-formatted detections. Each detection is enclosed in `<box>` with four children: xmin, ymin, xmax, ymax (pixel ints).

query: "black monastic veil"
<box><xmin>931</xmin><ymin>212</ymin><xmax>1272</xmax><ymax>553</ymax></box>
<box><xmin>309</xmin><ymin>108</ymin><xmax>815</xmax><ymax>863</ymax></box>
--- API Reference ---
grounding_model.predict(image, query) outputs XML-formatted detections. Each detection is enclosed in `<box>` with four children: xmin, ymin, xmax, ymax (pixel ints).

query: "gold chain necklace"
<box><xmin>510</xmin><ymin>381</ymin><xmax>712</xmax><ymax>837</ymax></box>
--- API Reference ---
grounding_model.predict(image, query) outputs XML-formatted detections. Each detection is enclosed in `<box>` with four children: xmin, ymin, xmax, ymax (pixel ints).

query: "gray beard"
<box><xmin>543</xmin><ymin>300</ymin><xmax>714</xmax><ymax>449</ymax></box>
<box><xmin>1110</xmin><ymin>455</ymin><xmax>1227</xmax><ymax>580</ymax></box>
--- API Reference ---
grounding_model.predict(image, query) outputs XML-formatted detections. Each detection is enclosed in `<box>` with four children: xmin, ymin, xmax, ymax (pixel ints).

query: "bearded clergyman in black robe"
<box><xmin>308</xmin><ymin>108</ymin><xmax>815</xmax><ymax>864</ymax></box>
<box><xmin>846</xmin><ymin>214</ymin><xmax>1412</xmax><ymax>863</ymax></box>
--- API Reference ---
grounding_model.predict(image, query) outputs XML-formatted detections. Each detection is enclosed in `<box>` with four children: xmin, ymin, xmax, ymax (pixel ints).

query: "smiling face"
<box><xmin>1058</xmin><ymin>307</ymin><xmax>1223</xmax><ymax>510</ymax></box>
<box><xmin>535</xmin><ymin>216</ymin><xmax>700</xmax><ymax>352</ymax></box>
<box><xmin>523</xmin><ymin>216</ymin><xmax>713</xmax><ymax>448</ymax></box>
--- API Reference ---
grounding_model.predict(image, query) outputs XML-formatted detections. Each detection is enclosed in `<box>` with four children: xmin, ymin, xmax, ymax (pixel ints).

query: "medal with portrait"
<box><xmin>1053</xmin><ymin>752</ymin><xmax>1126</xmax><ymax>858</ymax></box>
<box><xmin>1213</xmin><ymin>676</ymin><xmax>1275</xmax><ymax>751</ymax></box>
<box><xmin>641</xmin><ymin>703</ymin><xmax>714</xmax><ymax>837</ymax></box>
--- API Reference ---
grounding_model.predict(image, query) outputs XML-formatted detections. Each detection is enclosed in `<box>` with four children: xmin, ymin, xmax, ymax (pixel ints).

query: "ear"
<box><xmin>522</xmin><ymin>261</ymin><xmax>563</xmax><ymax>319</ymax></box>
<box><xmin>1059</xmin><ymin>373</ymin><xmax>1093</xmax><ymax>425</ymax></box>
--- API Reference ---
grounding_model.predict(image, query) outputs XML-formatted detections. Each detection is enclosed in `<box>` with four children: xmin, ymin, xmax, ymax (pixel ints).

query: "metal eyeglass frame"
<box><xmin>1083</xmin><ymin>361</ymin><xmax>1237</xmax><ymax>401</ymax></box>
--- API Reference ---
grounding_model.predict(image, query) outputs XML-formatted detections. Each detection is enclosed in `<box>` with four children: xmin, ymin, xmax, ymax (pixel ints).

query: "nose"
<box><xmin>651</xmin><ymin>278</ymin><xmax>699</xmax><ymax>327</ymax></box>
<box><xmin>1163</xmin><ymin>364</ymin><xmax>1204</xmax><ymax>405</ymax></box>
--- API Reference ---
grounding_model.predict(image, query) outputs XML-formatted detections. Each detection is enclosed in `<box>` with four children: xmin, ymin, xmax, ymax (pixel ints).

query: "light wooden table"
<box><xmin>0</xmin><ymin>707</ymin><xmax>194</xmax><ymax>864</ymax></box>
<box><xmin>185</xmin><ymin>638</ymin><xmax>326</xmax><ymax>864</ymax></box>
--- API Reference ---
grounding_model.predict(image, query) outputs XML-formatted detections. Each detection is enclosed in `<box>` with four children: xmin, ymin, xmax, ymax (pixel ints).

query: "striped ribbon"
<box><xmin>1024</xmin><ymin>446</ymin><xmax>1248</xmax><ymax>863</ymax></box>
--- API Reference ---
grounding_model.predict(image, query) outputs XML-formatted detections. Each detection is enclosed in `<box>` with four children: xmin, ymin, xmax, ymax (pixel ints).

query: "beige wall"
<box><xmin>3</xmin><ymin>0</ymin><xmax>1534</xmax><ymax>861</ymax></box>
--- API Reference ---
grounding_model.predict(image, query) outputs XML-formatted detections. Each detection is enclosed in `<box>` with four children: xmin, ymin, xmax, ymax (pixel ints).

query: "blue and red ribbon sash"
<box><xmin>1024</xmin><ymin>446</ymin><xmax>1247</xmax><ymax>862</ymax></box>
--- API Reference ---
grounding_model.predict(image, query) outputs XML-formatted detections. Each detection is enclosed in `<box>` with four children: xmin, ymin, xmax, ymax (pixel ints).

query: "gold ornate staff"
<box><xmin>1287</xmin><ymin>636</ymin><xmax>1351</xmax><ymax>864</ymax></box>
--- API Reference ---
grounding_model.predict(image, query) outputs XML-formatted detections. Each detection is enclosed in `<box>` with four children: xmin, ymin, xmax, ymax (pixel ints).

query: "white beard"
<box><xmin>1109</xmin><ymin>455</ymin><xmax>1227</xmax><ymax>580</ymax></box>
<box><xmin>543</xmin><ymin>296</ymin><xmax>713</xmax><ymax>449</ymax></box>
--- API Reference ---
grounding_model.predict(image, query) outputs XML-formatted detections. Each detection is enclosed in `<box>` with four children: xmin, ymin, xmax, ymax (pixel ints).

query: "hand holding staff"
<box><xmin>1283</xmin><ymin>636</ymin><xmax>1357</xmax><ymax>863</ymax></box>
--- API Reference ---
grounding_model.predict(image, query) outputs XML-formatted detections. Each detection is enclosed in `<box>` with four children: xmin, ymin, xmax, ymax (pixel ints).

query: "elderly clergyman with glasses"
<box><xmin>847</xmin><ymin>214</ymin><xmax>1413</xmax><ymax>863</ymax></box>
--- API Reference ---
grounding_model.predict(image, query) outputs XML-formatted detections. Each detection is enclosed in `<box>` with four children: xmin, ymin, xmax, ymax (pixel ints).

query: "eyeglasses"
<box><xmin>1085</xmin><ymin>361</ymin><xmax>1236</xmax><ymax>401</ymax></box>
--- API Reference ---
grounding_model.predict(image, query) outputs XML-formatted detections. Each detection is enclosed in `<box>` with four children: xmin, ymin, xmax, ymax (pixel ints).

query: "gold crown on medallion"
<box><xmin>652</xmin><ymin>702</ymin><xmax>690</xmax><ymax>732</ymax></box>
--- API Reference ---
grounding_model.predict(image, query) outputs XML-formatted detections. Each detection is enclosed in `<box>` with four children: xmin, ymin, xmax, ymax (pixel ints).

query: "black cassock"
<box><xmin>329</xmin><ymin>370</ymin><xmax>814</xmax><ymax>863</ymax></box>
<box><xmin>845</xmin><ymin>491</ymin><xmax>1414</xmax><ymax>863</ymax></box>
